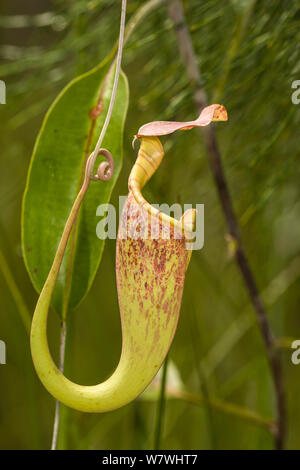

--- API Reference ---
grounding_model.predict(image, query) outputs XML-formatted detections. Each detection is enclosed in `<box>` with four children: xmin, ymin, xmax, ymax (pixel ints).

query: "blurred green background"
<box><xmin>0</xmin><ymin>0</ymin><xmax>300</xmax><ymax>450</ymax></box>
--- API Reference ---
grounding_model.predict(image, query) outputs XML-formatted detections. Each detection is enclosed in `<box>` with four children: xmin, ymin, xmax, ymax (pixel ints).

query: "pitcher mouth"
<box><xmin>128</xmin><ymin>135</ymin><xmax>197</xmax><ymax>246</ymax></box>
<box><xmin>127</xmin><ymin>189</ymin><xmax>196</xmax><ymax>243</ymax></box>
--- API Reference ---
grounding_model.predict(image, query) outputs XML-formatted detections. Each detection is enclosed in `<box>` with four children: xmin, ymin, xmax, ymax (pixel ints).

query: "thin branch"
<box><xmin>51</xmin><ymin>321</ymin><xmax>66</xmax><ymax>450</ymax></box>
<box><xmin>190</xmin><ymin>299</ymin><xmax>217</xmax><ymax>448</ymax></box>
<box><xmin>167</xmin><ymin>0</ymin><xmax>285</xmax><ymax>450</ymax></box>
<box><xmin>153</xmin><ymin>355</ymin><xmax>169</xmax><ymax>450</ymax></box>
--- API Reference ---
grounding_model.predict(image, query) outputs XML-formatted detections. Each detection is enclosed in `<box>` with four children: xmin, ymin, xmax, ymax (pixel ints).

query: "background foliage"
<box><xmin>0</xmin><ymin>0</ymin><xmax>299</xmax><ymax>449</ymax></box>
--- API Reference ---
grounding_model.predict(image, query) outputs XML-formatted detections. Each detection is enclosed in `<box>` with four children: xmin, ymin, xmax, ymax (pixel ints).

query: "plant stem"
<box><xmin>167</xmin><ymin>0</ymin><xmax>285</xmax><ymax>449</ymax></box>
<box><xmin>51</xmin><ymin>320</ymin><xmax>66</xmax><ymax>450</ymax></box>
<box><xmin>153</xmin><ymin>355</ymin><xmax>169</xmax><ymax>450</ymax></box>
<box><xmin>190</xmin><ymin>306</ymin><xmax>216</xmax><ymax>449</ymax></box>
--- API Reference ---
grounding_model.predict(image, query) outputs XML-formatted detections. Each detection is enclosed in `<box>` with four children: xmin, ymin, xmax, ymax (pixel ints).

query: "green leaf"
<box><xmin>22</xmin><ymin>58</ymin><xmax>129</xmax><ymax>315</ymax></box>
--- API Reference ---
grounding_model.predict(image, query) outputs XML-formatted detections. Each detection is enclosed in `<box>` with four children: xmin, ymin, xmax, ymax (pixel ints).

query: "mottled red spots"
<box><xmin>131</xmin><ymin>210</ymin><xmax>139</xmax><ymax>220</ymax></box>
<box><xmin>163</xmin><ymin>300</ymin><xmax>169</xmax><ymax>314</ymax></box>
<box><xmin>115</xmin><ymin>185</ymin><xmax>192</xmax><ymax>378</ymax></box>
<box><xmin>154</xmin><ymin>248</ymin><xmax>166</xmax><ymax>273</ymax></box>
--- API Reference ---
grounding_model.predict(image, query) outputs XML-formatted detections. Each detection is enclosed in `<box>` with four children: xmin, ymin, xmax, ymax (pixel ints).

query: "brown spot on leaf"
<box><xmin>89</xmin><ymin>100</ymin><xmax>103</xmax><ymax>120</ymax></box>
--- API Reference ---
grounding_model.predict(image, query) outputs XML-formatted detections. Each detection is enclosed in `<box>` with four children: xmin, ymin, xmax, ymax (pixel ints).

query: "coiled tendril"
<box><xmin>87</xmin><ymin>148</ymin><xmax>114</xmax><ymax>183</ymax></box>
